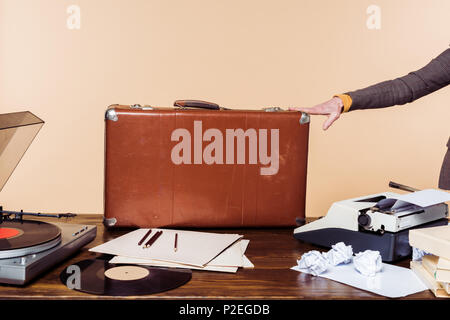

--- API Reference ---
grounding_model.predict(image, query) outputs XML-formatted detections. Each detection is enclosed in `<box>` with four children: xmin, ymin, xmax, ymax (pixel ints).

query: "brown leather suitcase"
<box><xmin>103</xmin><ymin>100</ymin><xmax>310</xmax><ymax>228</ymax></box>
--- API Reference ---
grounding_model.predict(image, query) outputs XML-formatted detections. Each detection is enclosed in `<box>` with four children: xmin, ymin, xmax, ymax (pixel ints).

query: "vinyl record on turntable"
<box><xmin>59</xmin><ymin>259</ymin><xmax>192</xmax><ymax>296</ymax></box>
<box><xmin>0</xmin><ymin>220</ymin><xmax>61</xmax><ymax>258</ymax></box>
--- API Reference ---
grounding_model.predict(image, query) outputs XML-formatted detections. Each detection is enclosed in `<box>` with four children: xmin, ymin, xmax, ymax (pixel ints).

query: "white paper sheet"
<box><xmin>242</xmin><ymin>255</ymin><xmax>254</xmax><ymax>268</ymax></box>
<box><xmin>110</xmin><ymin>256</ymin><xmax>240</xmax><ymax>273</ymax></box>
<box><xmin>90</xmin><ymin>228</ymin><xmax>243</xmax><ymax>267</ymax></box>
<box><xmin>109</xmin><ymin>254</ymin><xmax>253</xmax><ymax>273</ymax></box>
<box><xmin>392</xmin><ymin>189</ymin><xmax>450</xmax><ymax>209</ymax></box>
<box><xmin>291</xmin><ymin>261</ymin><xmax>428</xmax><ymax>298</ymax></box>
<box><xmin>208</xmin><ymin>239</ymin><xmax>249</xmax><ymax>267</ymax></box>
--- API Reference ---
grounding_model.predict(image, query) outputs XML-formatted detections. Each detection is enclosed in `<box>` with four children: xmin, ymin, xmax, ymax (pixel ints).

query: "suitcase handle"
<box><xmin>174</xmin><ymin>100</ymin><xmax>222</xmax><ymax>110</ymax></box>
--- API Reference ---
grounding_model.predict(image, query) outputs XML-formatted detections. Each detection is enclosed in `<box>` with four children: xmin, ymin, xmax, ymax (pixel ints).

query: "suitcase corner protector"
<box><xmin>299</xmin><ymin>112</ymin><xmax>310</xmax><ymax>125</ymax></box>
<box><xmin>105</xmin><ymin>107</ymin><xmax>118</xmax><ymax>122</ymax></box>
<box><xmin>103</xmin><ymin>217</ymin><xmax>117</xmax><ymax>228</ymax></box>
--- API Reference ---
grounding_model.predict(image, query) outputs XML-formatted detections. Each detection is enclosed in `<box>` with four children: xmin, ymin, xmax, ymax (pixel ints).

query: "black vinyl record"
<box><xmin>60</xmin><ymin>259</ymin><xmax>192</xmax><ymax>296</ymax></box>
<box><xmin>0</xmin><ymin>220</ymin><xmax>61</xmax><ymax>250</ymax></box>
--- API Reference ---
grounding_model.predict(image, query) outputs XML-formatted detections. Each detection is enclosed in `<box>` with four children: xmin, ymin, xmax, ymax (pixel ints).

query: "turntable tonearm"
<box><xmin>0</xmin><ymin>111</ymin><xmax>96</xmax><ymax>285</ymax></box>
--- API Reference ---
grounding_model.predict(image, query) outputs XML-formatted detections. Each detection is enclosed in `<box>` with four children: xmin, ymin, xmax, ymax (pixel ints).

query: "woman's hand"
<box><xmin>289</xmin><ymin>97</ymin><xmax>344</xmax><ymax>130</ymax></box>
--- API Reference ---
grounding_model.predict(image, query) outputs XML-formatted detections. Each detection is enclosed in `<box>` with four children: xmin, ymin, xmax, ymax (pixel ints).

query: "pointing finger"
<box><xmin>289</xmin><ymin>106</ymin><xmax>325</xmax><ymax>115</ymax></box>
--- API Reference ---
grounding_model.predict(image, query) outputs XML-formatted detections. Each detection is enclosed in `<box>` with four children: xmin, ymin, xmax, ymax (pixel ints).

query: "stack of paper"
<box><xmin>90</xmin><ymin>228</ymin><xmax>254</xmax><ymax>273</ymax></box>
<box><xmin>409</xmin><ymin>224</ymin><xmax>450</xmax><ymax>298</ymax></box>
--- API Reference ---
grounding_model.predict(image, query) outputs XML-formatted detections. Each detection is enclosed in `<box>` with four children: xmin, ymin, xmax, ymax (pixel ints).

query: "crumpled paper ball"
<box><xmin>297</xmin><ymin>250</ymin><xmax>329</xmax><ymax>276</ymax></box>
<box><xmin>412</xmin><ymin>247</ymin><xmax>430</xmax><ymax>261</ymax></box>
<box><xmin>323</xmin><ymin>242</ymin><xmax>353</xmax><ymax>266</ymax></box>
<box><xmin>353</xmin><ymin>250</ymin><xmax>382</xmax><ymax>276</ymax></box>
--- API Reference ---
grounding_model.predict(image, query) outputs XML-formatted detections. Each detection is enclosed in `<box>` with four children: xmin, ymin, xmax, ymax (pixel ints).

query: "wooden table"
<box><xmin>0</xmin><ymin>214</ymin><xmax>437</xmax><ymax>300</ymax></box>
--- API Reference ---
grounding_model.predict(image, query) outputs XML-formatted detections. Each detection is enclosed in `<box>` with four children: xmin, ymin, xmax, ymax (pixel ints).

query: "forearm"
<box><xmin>344</xmin><ymin>49</ymin><xmax>450</xmax><ymax>111</ymax></box>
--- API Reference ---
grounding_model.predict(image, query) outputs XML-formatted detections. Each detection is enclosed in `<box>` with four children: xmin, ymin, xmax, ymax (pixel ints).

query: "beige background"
<box><xmin>0</xmin><ymin>0</ymin><xmax>449</xmax><ymax>217</ymax></box>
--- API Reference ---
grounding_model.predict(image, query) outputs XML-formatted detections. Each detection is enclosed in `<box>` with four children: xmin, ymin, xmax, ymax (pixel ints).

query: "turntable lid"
<box><xmin>0</xmin><ymin>111</ymin><xmax>44</xmax><ymax>192</ymax></box>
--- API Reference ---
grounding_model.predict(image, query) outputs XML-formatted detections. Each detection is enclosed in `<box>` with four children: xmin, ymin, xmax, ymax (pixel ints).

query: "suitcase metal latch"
<box><xmin>262</xmin><ymin>107</ymin><xmax>310</xmax><ymax>124</ymax></box>
<box><xmin>263</xmin><ymin>107</ymin><xmax>283</xmax><ymax>112</ymax></box>
<box><xmin>131</xmin><ymin>104</ymin><xmax>154</xmax><ymax>110</ymax></box>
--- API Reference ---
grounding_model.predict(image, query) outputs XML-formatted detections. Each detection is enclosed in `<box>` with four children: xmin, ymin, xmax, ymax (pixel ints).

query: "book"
<box><xmin>437</xmin><ymin>256</ymin><xmax>450</xmax><ymax>270</ymax></box>
<box><xmin>410</xmin><ymin>261</ymin><xmax>450</xmax><ymax>298</ymax></box>
<box><xmin>422</xmin><ymin>255</ymin><xmax>450</xmax><ymax>283</ymax></box>
<box><xmin>409</xmin><ymin>225</ymin><xmax>450</xmax><ymax>260</ymax></box>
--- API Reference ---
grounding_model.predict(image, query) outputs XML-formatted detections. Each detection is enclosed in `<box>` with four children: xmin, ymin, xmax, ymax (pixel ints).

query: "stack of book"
<box><xmin>409</xmin><ymin>224</ymin><xmax>450</xmax><ymax>298</ymax></box>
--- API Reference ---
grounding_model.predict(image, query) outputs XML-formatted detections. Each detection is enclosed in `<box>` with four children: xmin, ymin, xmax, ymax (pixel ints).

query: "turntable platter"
<box><xmin>0</xmin><ymin>220</ymin><xmax>61</xmax><ymax>258</ymax></box>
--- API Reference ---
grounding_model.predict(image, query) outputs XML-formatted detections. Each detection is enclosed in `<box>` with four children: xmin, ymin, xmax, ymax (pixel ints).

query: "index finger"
<box><xmin>288</xmin><ymin>106</ymin><xmax>325</xmax><ymax>115</ymax></box>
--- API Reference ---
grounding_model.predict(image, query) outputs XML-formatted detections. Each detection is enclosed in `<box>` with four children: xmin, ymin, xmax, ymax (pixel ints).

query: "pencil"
<box><xmin>174</xmin><ymin>233</ymin><xmax>178</xmax><ymax>252</ymax></box>
<box><xmin>138</xmin><ymin>229</ymin><xmax>152</xmax><ymax>246</ymax></box>
<box><xmin>144</xmin><ymin>230</ymin><xmax>163</xmax><ymax>248</ymax></box>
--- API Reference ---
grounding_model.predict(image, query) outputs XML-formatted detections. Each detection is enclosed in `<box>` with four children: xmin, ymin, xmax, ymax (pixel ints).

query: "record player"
<box><xmin>294</xmin><ymin>182</ymin><xmax>449</xmax><ymax>262</ymax></box>
<box><xmin>0</xmin><ymin>111</ymin><xmax>96</xmax><ymax>285</ymax></box>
